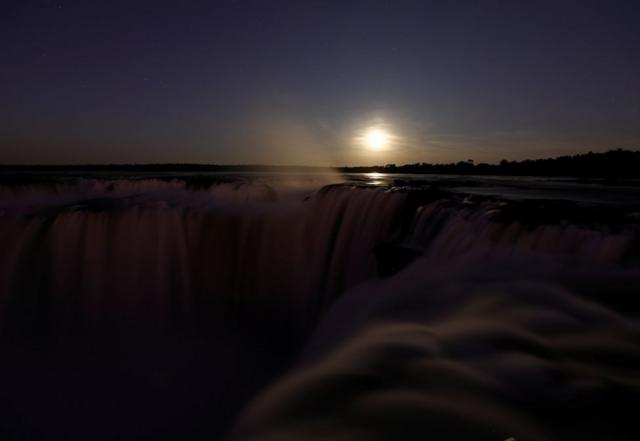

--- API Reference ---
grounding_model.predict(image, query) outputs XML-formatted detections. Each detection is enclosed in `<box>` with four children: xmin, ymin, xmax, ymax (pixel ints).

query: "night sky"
<box><xmin>2</xmin><ymin>0</ymin><xmax>639</xmax><ymax>165</ymax></box>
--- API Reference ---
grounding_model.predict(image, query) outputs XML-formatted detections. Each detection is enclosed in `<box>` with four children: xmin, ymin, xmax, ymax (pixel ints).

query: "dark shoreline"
<box><xmin>1</xmin><ymin>148</ymin><xmax>640</xmax><ymax>179</ymax></box>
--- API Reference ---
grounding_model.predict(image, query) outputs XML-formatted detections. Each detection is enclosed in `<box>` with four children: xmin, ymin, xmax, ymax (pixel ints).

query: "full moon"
<box><xmin>364</xmin><ymin>128</ymin><xmax>389</xmax><ymax>151</ymax></box>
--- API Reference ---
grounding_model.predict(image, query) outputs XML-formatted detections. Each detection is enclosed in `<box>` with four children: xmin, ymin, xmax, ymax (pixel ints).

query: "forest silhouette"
<box><xmin>2</xmin><ymin>149</ymin><xmax>639</xmax><ymax>179</ymax></box>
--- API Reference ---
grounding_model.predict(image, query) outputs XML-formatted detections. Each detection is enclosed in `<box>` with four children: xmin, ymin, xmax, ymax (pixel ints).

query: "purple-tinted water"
<box><xmin>0</xmin><ymin>173</ymin><xmax>639</xmax><ymax>440</ymax></box>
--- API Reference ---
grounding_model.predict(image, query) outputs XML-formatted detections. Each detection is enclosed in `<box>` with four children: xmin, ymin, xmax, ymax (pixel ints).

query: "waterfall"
<box><xmin>0</xmin><ymin>178</ymin><xmax>637</xmax><ymax>336</ymax></box>
<box><xmin>0</xmin><ymin>177</ymin><xmax>639</xmax><ymax>441</ymax></box>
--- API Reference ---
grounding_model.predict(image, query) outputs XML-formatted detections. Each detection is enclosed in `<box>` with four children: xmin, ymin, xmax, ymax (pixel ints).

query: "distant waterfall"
<box><xmin>0</xmin><ymin>178</ymin><xmax>637</xmax><ymax>336</ymax></box>
<box><xmin>0</xmin><ymin>180</ymin><xmax>404</xmax><ymax>335</ymax></box>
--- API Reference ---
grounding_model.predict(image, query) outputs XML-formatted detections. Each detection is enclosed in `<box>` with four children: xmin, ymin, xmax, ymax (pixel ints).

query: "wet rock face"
<box><xmin>373</xmin><ymin>242</ymin><xmax>423</xmax><ymax>277</ymax></box>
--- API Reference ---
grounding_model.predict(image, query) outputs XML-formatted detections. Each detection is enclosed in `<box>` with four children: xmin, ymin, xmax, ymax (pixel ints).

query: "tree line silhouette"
<box><xmin>344</xmin><ymin>149</ymin><xmax>640</xmax><ymax>178</ymax></box>
<box><xmin>1</xmin><ymin>149</ymin><xmax>639</xmax><ymax>178</ymax></box>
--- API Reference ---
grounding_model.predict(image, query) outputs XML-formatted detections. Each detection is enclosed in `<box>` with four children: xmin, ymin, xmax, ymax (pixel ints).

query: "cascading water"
<box><xmin>0</xmin><ymin>175</ymin><xmax>639</xmax><ymax>441</ymax></box>
<box><xmin>0</xmin><ymin>180</ymin><xmax>407</xmax><ymax>336</ymax></box>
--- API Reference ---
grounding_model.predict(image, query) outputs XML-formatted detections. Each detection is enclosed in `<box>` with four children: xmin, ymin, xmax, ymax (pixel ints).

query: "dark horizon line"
<box><xmin>1</xmin><ymin>147</ymin><xmax>638</xmax><ymax>169</ymax></box>
<box><xmin>1</xmin><ymin>148</ymin><xmax>640</xmax><ymax>178</ymax></box>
